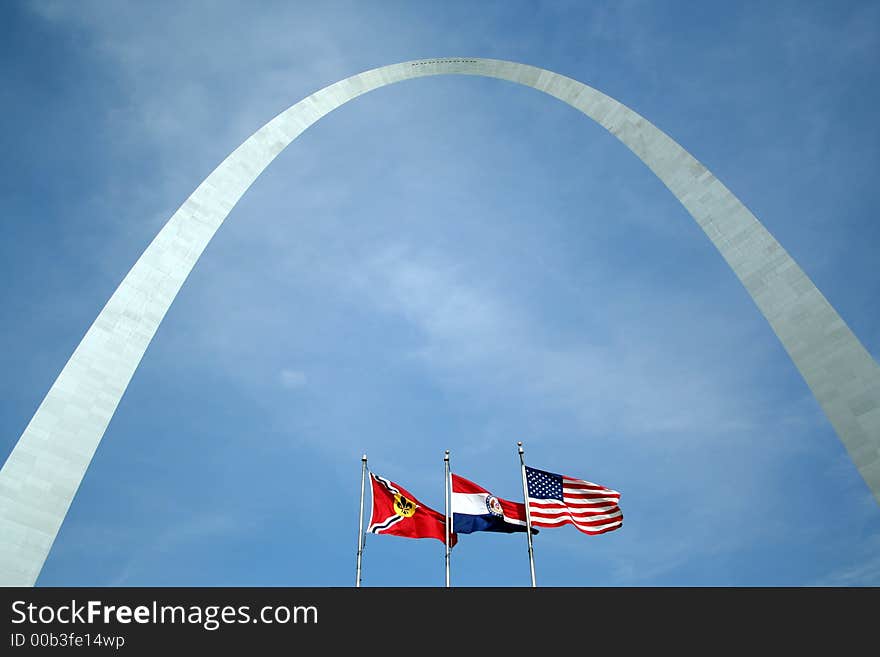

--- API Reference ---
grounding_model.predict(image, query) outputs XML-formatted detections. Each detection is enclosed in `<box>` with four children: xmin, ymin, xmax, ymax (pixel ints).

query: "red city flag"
<box><xmin>367</xmin><ymin>472</ymin><xmax>457</xmax><ymax>546</ymax></box>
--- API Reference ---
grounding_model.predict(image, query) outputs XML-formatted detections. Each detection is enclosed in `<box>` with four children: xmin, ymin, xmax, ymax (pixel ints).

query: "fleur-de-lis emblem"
<box><xmin>393</xmin><ymin>493</ymin><xmax>417</xmax><ymax>518</ymax></box>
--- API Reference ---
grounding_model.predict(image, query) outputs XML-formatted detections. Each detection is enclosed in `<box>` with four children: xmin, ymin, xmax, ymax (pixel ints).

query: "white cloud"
<box><xmin>107</xmin><ymin>513</ymin><xmax>249</xmax><ymax>586</ymax></box>
<box><xmin>349</xmin><ymin>243</ymin><xmax>770</xmax><ymax>441</ymax></box>
<box><xmin>813</xmin><ymin>531</ymin><xmax>880</xmax><ymax>586</ymax></box>
<box><xmin>279</xmin><ymin>369</ymin><xmax>307</xmax><ymax>389</ymax></box>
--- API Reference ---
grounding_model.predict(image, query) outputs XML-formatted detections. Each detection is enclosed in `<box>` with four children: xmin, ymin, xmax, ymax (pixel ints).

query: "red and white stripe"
<box><xmin>528</xmin><ymin>476</ymin><xmax>622</xmax><ymax>535</ymax></box>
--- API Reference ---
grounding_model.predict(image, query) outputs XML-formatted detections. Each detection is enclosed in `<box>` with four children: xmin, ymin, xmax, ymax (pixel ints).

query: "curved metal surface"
<box><xmin>1</xmin><ymin>58</ymin><xmax>878</xmax><ymax>586</ymax></box>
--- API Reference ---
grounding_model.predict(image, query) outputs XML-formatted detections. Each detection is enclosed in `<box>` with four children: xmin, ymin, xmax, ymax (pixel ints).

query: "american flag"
<box><xmin>525</xmin><ymin>466</ymin><xmax>622</xmax><ymax>535</ymax></box>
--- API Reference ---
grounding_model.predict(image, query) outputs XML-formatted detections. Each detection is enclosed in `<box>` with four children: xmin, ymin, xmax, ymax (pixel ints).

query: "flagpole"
<box><xmin>356</xmin><ymin>453</ymin><xmax>367</xmax><ymax>587</ymax></box>
<box><xmin>517</xmin><ymin>441</ymin><xmax>537</xmax><ymax>588</ymax></box>
<box><xmin>444</xmin><ymin>449</ymin><xmax>451</xmax><ymax>588</ymax></box>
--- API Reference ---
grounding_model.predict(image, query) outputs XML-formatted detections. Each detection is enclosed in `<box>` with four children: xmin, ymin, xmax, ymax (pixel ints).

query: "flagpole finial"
<box><xmin>361</xmin><ymin>454</ymin><xmax>367</xmax><ymax>462</ymax></box>
<box><xmin>444</xmin><ymin>449</ymin><xmax>449</xmax><ymax>461</ymax></box>
<box><xmin>517</xmin><ymin>441</ymin><xmax>524</xmax><ymax>454</ymax></box>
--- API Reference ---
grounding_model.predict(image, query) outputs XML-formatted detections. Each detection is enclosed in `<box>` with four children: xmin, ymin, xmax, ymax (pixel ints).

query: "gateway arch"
<box><xmin>2</xmin><ymin>58</ymin><xmax>879</xmax><ymax>586</ymax></box>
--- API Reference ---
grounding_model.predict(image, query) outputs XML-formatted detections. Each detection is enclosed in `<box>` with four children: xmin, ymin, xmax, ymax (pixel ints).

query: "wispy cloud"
<box><xmin>350</xmin><ymin>244</ymin><xmax>781</xmax><ymax>441</ymax></box>
<box><xmin>813</xmin><ymin>532</ymin><xmax>880</xmax><ymax>586</ymax></box>
<box><xmin>107</xmin><ymin>514</ymin><xmax>249</xmax><ymax>586</ymax></box>
<box><xmin>279</xmin><ymin>368</ymin><xmax>307</xmax><ymax>389</ymax></box>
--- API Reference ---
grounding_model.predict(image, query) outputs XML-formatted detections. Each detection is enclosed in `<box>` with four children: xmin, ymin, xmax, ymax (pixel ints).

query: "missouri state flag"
<box><xmin>451</xmin><ymin>473</ymin><xmax>533</xmax><ymax>534</ymax></box>
<box><xmin>368</xmin><ymin>473</ymin><xmax>457</xmax><ymax>546</ymax></box>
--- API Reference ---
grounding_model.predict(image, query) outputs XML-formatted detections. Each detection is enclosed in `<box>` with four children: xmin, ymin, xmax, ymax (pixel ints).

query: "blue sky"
<box><xmin>1</xmin><ymin>0</ymin><xmax>879</xmax><ymax>586</ymax></box>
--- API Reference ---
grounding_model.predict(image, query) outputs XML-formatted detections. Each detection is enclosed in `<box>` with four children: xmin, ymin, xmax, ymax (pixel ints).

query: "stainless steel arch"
<box><xmin>2</xmin><ymin>58</ymin><xmax>878</xmax><ymax>586</ymax></box>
